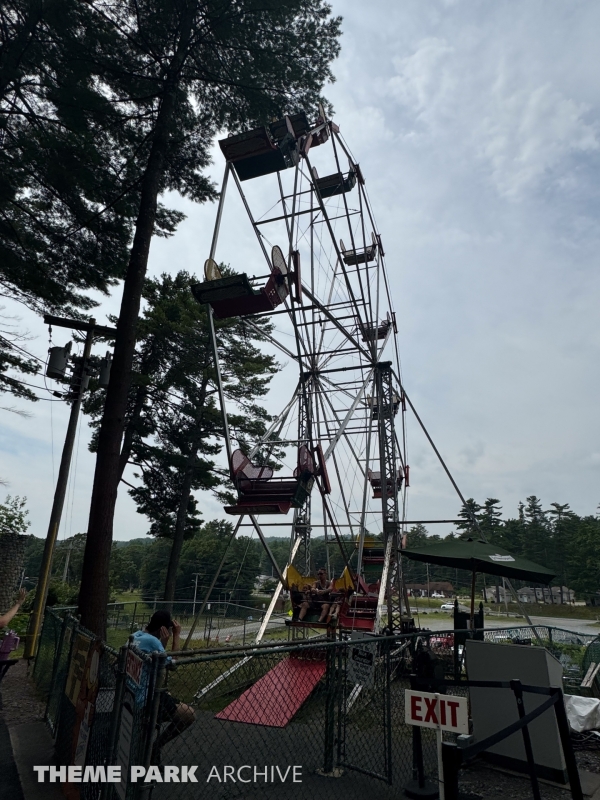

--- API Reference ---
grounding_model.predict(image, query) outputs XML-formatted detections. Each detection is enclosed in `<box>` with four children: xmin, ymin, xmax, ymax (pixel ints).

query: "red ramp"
<box><xmin>215</xmin><ymin>657</ymin><xmax>326</xmax><ymax>727</ymax></box>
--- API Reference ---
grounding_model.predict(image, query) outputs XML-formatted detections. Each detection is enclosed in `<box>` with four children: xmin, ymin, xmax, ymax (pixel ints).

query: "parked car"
<box><xmin>440</xmin><ymin>603</ymin><xmax>455</xmax><ymax>611</ymax></box>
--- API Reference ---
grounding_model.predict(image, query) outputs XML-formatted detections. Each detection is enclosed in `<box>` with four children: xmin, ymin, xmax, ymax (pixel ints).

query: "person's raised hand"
<box><xmin>17</xmin><ymin>588</ymin><xmax>27</xmax><ymax>605</ymax></box>
<box><xmin>159</xmin><ymin>625</ymin><xmax>170</xmax><ymax>646</ymax></box>
<box><xmin>172</xmin><ymin>619</ymin><xmax>181</xmax><ymax>638</ymax></box>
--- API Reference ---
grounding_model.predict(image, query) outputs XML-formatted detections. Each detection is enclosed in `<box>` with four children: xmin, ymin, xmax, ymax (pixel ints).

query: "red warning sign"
<box><xmin>404</xmin><ymin>690</ymin><xmax>469</xmax><ymax>734</ymax></box>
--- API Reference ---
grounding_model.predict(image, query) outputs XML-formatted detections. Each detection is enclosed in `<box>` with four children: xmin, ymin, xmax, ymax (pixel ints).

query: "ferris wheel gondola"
<box><xmin>191</xmin><ymin>108</ymin><xmax>412</xmax><ymax>638</ymax></box>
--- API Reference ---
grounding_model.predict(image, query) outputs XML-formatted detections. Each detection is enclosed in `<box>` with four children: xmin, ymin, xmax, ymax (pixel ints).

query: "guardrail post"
<box><xmin>405</xmin><ymin>674</ymin><xmax>439</xmax><ymax>799</ymax></box>
<box><xmin>386</xmin><ymin>641</ymin><xmax>393</xmax><ymax>784</ymax></box>
<box><xmin>50</xmin><ymin>613</ymin><xmax>77</xmax><ymax>737</ymax></box>
<box><xmin>137</xmin><ymin>651</ymin><xmax>167</xmax><ymax>800</ymax></box>
<box><xmin>46</xmin><ymin>612</ymin><xmax>69</xmax><ymax>710</ymax></box>
<box><xmin>100</xmin><ymin>644</ymin><xmax>128</xmax><ymax>800</ymax></box>
<box><xmin>322</xmin><ymin>636</ymin><xmax>336</xmax><ymax>773</ymax></box>
<box><xmin>510</xmin><ymin>679</ymin><xmax>541</xmax><ymax>800</ymax></box>
<box><xmin>441</xmin><ymin>742</ymin><xmax>461</xmax><ymax>800</ymax></box>
<box><xmin>552</xmin><ymin>686</ymin><xmax>584</xmax><ymax>800</ymax></box>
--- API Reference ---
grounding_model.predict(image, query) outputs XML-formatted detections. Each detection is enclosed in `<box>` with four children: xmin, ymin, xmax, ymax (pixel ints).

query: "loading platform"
<box><xmin>215</xmin><ymin>656</ymin><xmax>326</xmax><ymax>727</ymax></box>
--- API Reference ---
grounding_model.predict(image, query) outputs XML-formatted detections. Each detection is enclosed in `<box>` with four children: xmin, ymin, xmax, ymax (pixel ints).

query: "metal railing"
<box><xmin>435</xmin><ymin>677</ymin><xmax>583</xmax><ymax>800</ymax></box>
<box><xmin>30</xmin><ymin>611</ymin><xmax>597</xmax><ymax>800</ymax></box>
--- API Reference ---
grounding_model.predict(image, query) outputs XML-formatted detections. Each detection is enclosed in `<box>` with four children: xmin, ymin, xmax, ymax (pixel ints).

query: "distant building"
<box><xmin>483</xmin><ymin>585</ymin><xmax>510</xmax><ymax>603</ymax></box>
<box><xmin>517</xmin><ymin>586</ymin><xmax>574</xmax><ymax>604</ymax></box>
<box><xmin>406</xmin><ymin>581</ymin><xmax>454</xmax><ymax>598</ymax></box>
<box><xmin>483</xmin><ymin>585</ymin><xmax>575</xmax><ymax>604</ymax></box>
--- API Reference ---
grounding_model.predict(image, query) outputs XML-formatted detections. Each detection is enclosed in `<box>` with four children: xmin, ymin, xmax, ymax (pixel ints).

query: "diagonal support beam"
<box><xmin>249</xmin><ymin>385</ymin><xmax>300</xmax><ymax>459</ymax></box>
<box><xmin>302</xmin><ymin>284</ymin><xmax>372</xmax><ymax>362</ymax></box>
<box><xmin>254</xmin><ymin>537</ymin><xmax>303</xmax><ymax>643</ymax></box>
<box><xmin>249</xmin><ymin>514</ymin><xmax>285</xmax><ymax>586</ymax></box>
<box><xmin>324</xmin><ymin>369</ymin><xmax>373</xmax><ymax>461</ymax></box>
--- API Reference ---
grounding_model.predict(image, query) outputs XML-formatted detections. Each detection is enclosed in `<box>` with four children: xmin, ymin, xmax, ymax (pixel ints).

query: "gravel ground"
<box><xmin>2</xmin><ymin>657</ymin><xmax>600</xmax><ymax>800</ymax></box>
<box><xmin>457</xmin><ymin>747</ymin><xmax>600</xmax><ymax>800</ymax></box>
<box><xmin>0</xmin><ymin>659</ymin><xmax>45</xmax><ymax>728</ymax></box>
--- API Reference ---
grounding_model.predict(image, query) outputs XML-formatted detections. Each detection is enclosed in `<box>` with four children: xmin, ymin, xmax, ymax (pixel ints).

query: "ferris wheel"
<box><xmin>192</xmin><ymin>107</ymin><xmax>412</xmax><ymax>639</ymax></box>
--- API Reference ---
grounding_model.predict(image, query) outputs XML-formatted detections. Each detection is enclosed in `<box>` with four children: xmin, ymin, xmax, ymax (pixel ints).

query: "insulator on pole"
<box><xmin>46</xmin><ymin>342</ymin><xmax>72</xmax><ymax>379</ymax></box>
<box><xmin>79</xmin><ymin>371</ymin><xmax>91</xmax><ymax>392</ymax></box>
<box><xmin>98</xmin><ymin>351</ymin><xmax>112</xmax><ymax>388</ymax></box>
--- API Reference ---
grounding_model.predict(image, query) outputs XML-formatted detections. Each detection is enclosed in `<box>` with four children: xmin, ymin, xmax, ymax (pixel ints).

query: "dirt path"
<box><xmin>0</xmin><ymin>660</ymin><xmax>45</xmax><ymax>729</ymax></box>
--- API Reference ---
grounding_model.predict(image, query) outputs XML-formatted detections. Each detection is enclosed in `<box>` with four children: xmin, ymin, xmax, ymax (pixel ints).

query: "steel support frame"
<box><xmin>373</xmin><ymin>362</ymin><xmax>407</xmax><ymax>633</ymax></box>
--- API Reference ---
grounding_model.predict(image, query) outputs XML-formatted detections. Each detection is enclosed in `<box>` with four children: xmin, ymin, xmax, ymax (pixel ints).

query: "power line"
<box><xmin>0</xmin><ymin>333</ymin><xmax>47</xmax><ymax>364</ymax></box>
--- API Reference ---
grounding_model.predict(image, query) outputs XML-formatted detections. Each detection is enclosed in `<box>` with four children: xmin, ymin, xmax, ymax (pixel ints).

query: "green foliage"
<box><xmin>84</xmin><ymin>270</ymin><xmax>279</xmax><ymax>544</ymax></box>
<box><xmin>0</xmin><ymin>495</ymin><xmax>30</xmax><ymax>535</ymax></box>
<box><xmin>406</xmin><ymin>498</ymin><xmax>600</xmax><ymax>599</ymax></box>
<box><xmin>136</xmin><ymin>520</ymin><xmax>262</xmax><ymax>604</ymax></box>
<box><xmin>455</xmin><ymin>498</ymin><xmax>483</xmax><ymax>538</ymax></box>
<box><xmin>138</xmin><ymin>538</ymin><xmax>173</xmax><ymax>598</ymax></box>
<box><xmin>0</xmin><ymin>308</ymin><xmax>39</xmax><ymax>401</ymax></box>
<box><xmin>177</xmin><ymin>521</ymin><xmax>261</xmax><ymax>604</ymax></box>
<box><xmin>6</xmin><ymin>612</ymin><xmax>29</xmax><ymax>637</ymax></box>
<box><xmin>52</xmin><ymin>533</ymin><xmax>87</xmax><ymax>584</ymax></box>
<box><xmin>22</xmin><ymin>532</ymin><xmax>87</xmax><ymax>586</ymax></box>
<box><xmin>109</xmin><ymin>540</ymin><xmax>150</xmax><ymax>592</ymax></box>
<box><xmin>20</xmin><ymin>580</ymin><xmax>77</xmax><ymax>610</ymax></box>
<box><xmin>0</xmin><ymin>0</ymin><xmax>145</xmax><ymax>398</ymax></box>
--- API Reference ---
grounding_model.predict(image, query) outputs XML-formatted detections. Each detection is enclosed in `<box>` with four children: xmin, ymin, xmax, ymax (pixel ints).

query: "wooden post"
<box><xmin>470</xmin><ymin>570</ymin><xmax>476</xmax><ymax>631</ymax></box>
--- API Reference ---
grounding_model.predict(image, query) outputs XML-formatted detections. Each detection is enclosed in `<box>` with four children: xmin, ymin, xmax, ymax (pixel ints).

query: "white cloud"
<box><xmin>388</xmin><ymin>37</ymin><xmax>455</xmax><ymax>121</ymax></box>
<box><xmin>479</xmin><ymin>80</ymin><xmax>599</xmax><ymax>198</ymax></box>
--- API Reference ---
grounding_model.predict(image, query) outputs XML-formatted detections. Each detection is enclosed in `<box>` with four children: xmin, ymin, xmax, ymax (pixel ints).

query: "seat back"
<box><xmin>219</xmin><ymin>127</ymin><xmax>277</xmax><ymax>162</ymax></box>
<box><xmin>231</xmin><ymin>449</ymin><xmax>273</xmax><ymax>482</ymax></box>
<box><xmin>295</xmin><ymin>444</ymin><xmax>315</xmax><ymax>477</ymax></box>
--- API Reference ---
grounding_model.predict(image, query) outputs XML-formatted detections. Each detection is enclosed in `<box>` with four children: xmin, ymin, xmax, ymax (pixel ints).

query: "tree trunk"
<box><xmin>78</xmin><ymin>4</ymin><xmax>197</xmax><ymax>636</ymax></box>
<box><xmin>163</xmin><ymin>376</ymin><xmax>209</xmax><ymax>606</ymax></box>
<box><xmin>117</xmin><ymin>385</ymin><xmax>148</xmax><ymax>482</ymax></box>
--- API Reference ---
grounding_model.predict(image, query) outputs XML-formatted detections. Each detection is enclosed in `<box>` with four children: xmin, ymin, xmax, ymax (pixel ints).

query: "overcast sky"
<box><xmin>2</xmin><ymin>0</ymin><xmax>599</xmax><ymax>544</ymax></box>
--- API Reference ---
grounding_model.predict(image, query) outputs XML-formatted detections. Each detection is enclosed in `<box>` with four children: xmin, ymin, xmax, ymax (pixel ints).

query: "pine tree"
<box><xmin>1</xmin><ymin>0</ymin><xmax>148</xmax><ymax>400</ymax></box>
<box><xmin>83</xmin><ymin>270</ymin><xmax>278</xmax><ymax>605</ymax></box>
<box><xmin>455</xmin><ymin>498</ymin><xmax>483</xmax><ymax>538</ymax></box>
<box><xmin>546</xmin><ymin>502</ymin><xmax>575</xmax><ymax>595</ymax></box>
<box><xmin>75</xmin><ymin>0</ymin><xmax>341</xmax><ymax>636</ymax></box>
<box><xmin>479</xmin><ymin>498</ymin><xmax>502</xmax><ymax>541</ymax></box>
<box><xmin>523</xmin><ymin>495</ymin><xmax>549</xmax><ymax>566</ymax></box>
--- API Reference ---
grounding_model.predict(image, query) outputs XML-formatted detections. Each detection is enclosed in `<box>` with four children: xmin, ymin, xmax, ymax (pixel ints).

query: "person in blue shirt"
<box><xmin>131</xmin><ymin>610</ymin><xmax>194</xmax><ymax>758</ymax></box>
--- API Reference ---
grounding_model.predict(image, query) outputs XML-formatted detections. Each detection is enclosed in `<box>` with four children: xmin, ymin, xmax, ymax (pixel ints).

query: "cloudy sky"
<box><xmin>2</xmin><ymin>0</ymin><xmax>599</xmax><ymax>544</ymax></box>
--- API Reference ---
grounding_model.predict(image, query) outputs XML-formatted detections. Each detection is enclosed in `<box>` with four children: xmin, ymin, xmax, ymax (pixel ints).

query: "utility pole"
<box><xmin>25</xmin><ymin>315</ymin><xmax>117</xmax><ymax>658</ymax></box>
<box><xmin>192</xmin><ymin>573</ymin><xmax>201</xmax><ymax>615</ymax></box>
<box><xmin>61</xmin><ymin>539</ymin><xmax>74</xmax><ymax>583</ymax></box>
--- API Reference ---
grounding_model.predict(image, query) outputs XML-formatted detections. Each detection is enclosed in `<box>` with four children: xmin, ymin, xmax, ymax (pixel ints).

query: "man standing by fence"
<box><xmin>131</xmin><ymin>610</ymin><xmax>195</xmax><ymax>760</ymax></box>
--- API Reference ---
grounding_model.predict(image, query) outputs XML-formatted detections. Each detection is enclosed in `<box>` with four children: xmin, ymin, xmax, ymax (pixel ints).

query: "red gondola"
<box><xmin>224</xmin><ymin>445</ymin><xmax>317</xmax><ymax>516</ymax></box>
<box><xmin>191</xmin><ymin>247</ymin><xmax>290</xmax><ymax>319</ymax></box>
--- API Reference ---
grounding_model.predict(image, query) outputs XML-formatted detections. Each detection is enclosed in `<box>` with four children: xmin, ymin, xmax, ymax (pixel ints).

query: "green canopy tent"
<box><xmin>401</xmin><ymin>537</ymin><xmax>556</xmax><ymax>629</ymax></box>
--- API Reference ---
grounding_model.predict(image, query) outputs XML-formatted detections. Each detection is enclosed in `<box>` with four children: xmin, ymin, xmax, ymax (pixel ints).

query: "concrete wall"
<box><xmin>0</xmin><ymin>531</ymin><xmax>25</xmax><ymax>612</ymax></box>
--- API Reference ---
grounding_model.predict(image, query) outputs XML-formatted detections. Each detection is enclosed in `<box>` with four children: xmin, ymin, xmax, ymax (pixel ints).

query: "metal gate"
<box><xmin>337</xmin><ymin>637</ymin><xmax>393</xmax><ymax>783</ymax></box>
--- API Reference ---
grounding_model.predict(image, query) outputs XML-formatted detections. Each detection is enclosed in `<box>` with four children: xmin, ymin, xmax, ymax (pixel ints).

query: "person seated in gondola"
<box><xmin>297</xmin><ymin>583</ymin><xmax>317</xmax><ymax>622</ymax></box>
<box><xmin>327</xmin><ymin>586</ymin><xmax>354</xmax><ymax>624</ymax></box>
<box><xmin>290</xmin><ymin>583</ymin><xmax>305</xmax><ymax>622</ymax></box>
<box><xmin>299</xmin><ymin>569</ymin><xmax>333</xmax><ymax>623</ymax></box>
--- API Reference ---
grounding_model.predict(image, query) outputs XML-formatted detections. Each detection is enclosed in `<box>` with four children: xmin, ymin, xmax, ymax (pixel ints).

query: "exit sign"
<box><xmin>405</xmin><ymin>689</ymin><xmax>469</xmax><ymax>734</ymax></box>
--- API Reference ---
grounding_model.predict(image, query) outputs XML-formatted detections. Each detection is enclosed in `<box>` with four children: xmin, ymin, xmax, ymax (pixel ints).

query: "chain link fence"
<box><xmin>31</xmin><ymin>612</ymin><xmax>598</xmax><ymax>800</ymax></box>
<box><xmin>52</xmin><ymin>601</ymin><xmax>292</xmax><ymax>650</ymax></box>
